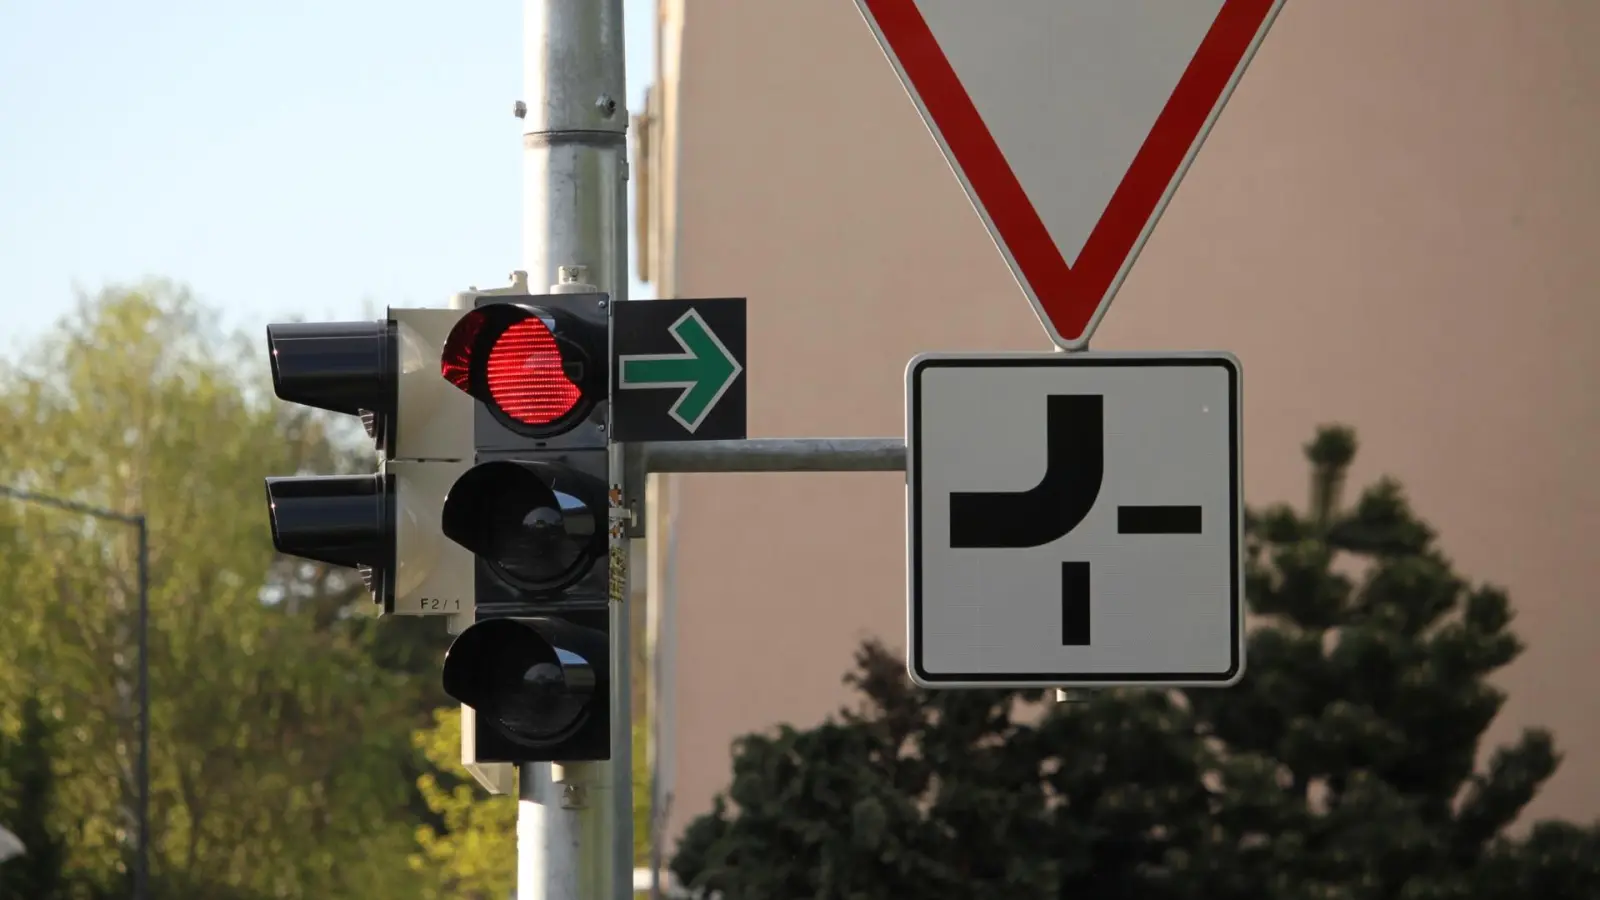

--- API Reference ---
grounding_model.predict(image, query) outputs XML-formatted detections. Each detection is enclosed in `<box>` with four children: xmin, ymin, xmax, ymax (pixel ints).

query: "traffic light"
<box><xmin>263</xmin><ymin>309</ymin><xmax>474</xmax><ymax>617</ymax></box>
<box><xmin>436</xmin><ymin>290</ymin><xmax>615</xmax><ymax>765</ymax></box>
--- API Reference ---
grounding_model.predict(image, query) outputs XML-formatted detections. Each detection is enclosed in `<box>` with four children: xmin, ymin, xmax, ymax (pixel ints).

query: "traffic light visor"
<box><xmin>264</xmin><ymin>474</ymin><xmax>392</xmax><ymax>570</ymax></box>
<box><xmin>440</xmin><ymin>461</ymin><xmax>606</xmax><ymax>591</ymax></box>
<box><xmin>266</xmin><ymin>321</ymin><xmax>395</xmax><ymax>419</ymax></box>
<box><xmin>440</xmin><ymin>304</ymin><xmax>600</xmax><ymax>435</ymax></box>
<box><xmin>442</xmin><ymin>618</ymin><xmax>597</xmax><ymax>747</ymax></box>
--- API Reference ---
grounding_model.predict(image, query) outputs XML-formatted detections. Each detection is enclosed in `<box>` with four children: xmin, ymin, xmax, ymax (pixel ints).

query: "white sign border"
<box><xmin>904</xmin><ymin>349</ymin><xmax>1246</xmax><ymax>689</ymax></box>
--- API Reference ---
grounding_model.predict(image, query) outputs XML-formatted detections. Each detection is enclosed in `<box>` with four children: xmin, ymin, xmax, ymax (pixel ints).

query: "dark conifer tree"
<box><xmin>673</xmin><ymin>426</ymin><xmax>1600</xmax><ymax>899</ymax></box>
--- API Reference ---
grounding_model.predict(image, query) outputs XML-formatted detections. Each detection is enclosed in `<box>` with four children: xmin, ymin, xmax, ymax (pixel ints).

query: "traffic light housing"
<box><xmin>436</xmin><ymin>291</ymin><xmax>615</xmax><ymax>765</ymax></box>
<box><xmin>264</xmin><ymin>471</ymin><xmax>395</xmax><ymax>600</ymax></box>
<box><xmin>441</xmin><ymin>612</ymin><xmax>610</xmax><ymax>761</ymax></box>
<box><xmin>439</xmin><ymin>300</ymin><xmax>608</xmax><ymax>443</ymax></box>
<box><xmin>439</xmin><ymin>459</ymin><xmax>608</xmax><ymax>595</ymax></box>
<box><xmin>263</xmin><ymin>309</ymin><xmax>473</xmax><ymax>616</ymax></box>
<box><xmin>265</xmin><ymin>320</ymin><xmax>398</xmax><ymax>453</ymax></box>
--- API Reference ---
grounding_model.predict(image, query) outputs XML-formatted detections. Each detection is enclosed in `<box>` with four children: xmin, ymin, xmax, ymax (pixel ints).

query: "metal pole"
<box><xmin>134</xmin><ymin>516</ymin><xmax>150</xmax><ymax>900</ymax></box>
<box><xmin>643</xmin><ymin>438</ymin><xmax>908</xmax><ymax>473</ymax></box>
<box><xmin>520</xmin><ymin>1</ymin><xmax>630</xmax><ymax>898</ymax></box>
<box><xmin>644</xmin><ymin>473</ymin><xmax>677</xmax><ymax>900</ymax></box>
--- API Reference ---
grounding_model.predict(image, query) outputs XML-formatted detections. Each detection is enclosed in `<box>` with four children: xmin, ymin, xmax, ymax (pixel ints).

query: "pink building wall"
<box><xmin>657</xmin><ymin>0</ymin><xmax>1600</xmax><ymax>844</ymax></box>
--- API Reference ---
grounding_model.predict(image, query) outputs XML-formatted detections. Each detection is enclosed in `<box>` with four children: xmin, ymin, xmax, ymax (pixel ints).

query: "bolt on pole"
<box><xmin>519</xmin><ymin>0</ymin><xmax>632</xmax><ymax>898</ymax></box>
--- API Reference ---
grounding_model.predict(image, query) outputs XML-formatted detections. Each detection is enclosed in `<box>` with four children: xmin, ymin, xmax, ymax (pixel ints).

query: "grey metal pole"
<box><xmin>134</xmin><ymin>516</ymin><xmax>150</xmax><ymax>900</ymax></box>
<box><xmin>644</xmin><ymin>474</ymin><xmax>676</xmax><ymax>900</ymax></box>
<box><xmin>644</xmin><ymin>438</ymin><xmax>908</xmax><ymax>473</ymax></box>
<box><xmin>519</xmin><ymin>1</ymin><xmax>631</xmax><ymax>898</ymax></box>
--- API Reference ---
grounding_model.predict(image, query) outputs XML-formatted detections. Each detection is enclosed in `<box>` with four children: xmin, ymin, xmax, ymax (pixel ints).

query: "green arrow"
<box><xmin>618</xmin><ymin>309</ymin><xmax>743</xmax><ymax>433</ymax></box>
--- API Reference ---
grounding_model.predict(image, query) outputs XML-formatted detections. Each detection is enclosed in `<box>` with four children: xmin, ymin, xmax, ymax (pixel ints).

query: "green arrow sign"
<box><xmin>617</xmin><ymin>309</ymin><xmax>743</xmax><ymax>433</ymax></box>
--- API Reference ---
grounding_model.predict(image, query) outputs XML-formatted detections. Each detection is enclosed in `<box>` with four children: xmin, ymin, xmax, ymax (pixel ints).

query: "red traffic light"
<box><xmin>441</xmin><ymin>302</ymin><xmax>605</xmax><ymax>437</ymax></box>
<box><xmin>483</xmin><ymin>318</ymin><xmax>582</xmax><ymax>426</ymax></box>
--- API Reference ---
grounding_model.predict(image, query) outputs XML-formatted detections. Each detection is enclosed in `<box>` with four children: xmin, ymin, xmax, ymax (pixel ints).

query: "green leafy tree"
<box><xmin>0</xmin><ymin>697</ymin><xmax>70</xmax><ymax>900</ymax></box>
<box><xmin>0</xmin><ymin>283</ymin><xmax>428</xmax><ymax>898</ymax></box>
<box><xmin>409</xmin><ymin>707</ymin><xmax>518</xmax><ymax>900</ymax></box>
<box><xmin>408</xmin><ymin>706</ymin><xmax>656</xmax><ymax>898</ymax></box>
<box><xmin>673</xmin><ymin>426</ymin><xmax>1600</xmax><ymax>899</ymax></box>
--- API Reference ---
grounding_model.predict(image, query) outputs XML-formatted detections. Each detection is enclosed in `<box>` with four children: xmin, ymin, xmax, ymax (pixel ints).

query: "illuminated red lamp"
<box><xmin>441</xmin><ymin>303</ymin><xmax>602</xmax><ymax>436</ymax></box>
<box><xmin>483</xmin><ymin>318</ymin><xmax>582</xmax><ymax>426</ymax></box>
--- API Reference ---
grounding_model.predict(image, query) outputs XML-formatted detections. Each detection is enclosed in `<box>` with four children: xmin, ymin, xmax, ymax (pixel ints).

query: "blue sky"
<box><xmin>0</xmin><ymin>0</ymin><xmax>656</xmax><ymax>355</ymax></box>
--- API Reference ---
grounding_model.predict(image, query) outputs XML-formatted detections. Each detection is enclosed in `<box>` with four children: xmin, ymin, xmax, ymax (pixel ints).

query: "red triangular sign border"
<box><xmin>859</xmin><ymin>0</ymin><xmax>1281</xmax><ymax>345</ymax></box>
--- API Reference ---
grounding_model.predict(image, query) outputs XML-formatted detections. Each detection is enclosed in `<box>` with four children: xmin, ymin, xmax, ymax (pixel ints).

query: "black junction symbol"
<box><xmin>949</xmin><ymin>394</ymin><xmax>1200</xmax><ymax>646</ymax></box>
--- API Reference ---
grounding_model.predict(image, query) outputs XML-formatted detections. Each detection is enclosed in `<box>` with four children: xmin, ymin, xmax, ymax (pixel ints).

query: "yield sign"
<box><xmin>854</xmin><ymin>0</ymin><xmax>1286</xmax><ymax>349</ymax></box>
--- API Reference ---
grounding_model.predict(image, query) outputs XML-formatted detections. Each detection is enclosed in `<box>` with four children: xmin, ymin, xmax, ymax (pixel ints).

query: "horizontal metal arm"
<box><xmin>641</xmin><ymin>438</ymin><xmax>907</xmax><ymax>473</ymax></box>
<box><xmin>0</xmin><ymin>485</ymin><xmax>145</xmax><ymax>526</ymax></box>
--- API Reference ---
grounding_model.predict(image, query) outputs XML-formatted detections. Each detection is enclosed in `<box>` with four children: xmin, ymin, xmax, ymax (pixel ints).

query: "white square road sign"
<box><xmin>906</xmin><ymin>351</ymin><xmax>1244</xmax><ymax>688</ymax></box>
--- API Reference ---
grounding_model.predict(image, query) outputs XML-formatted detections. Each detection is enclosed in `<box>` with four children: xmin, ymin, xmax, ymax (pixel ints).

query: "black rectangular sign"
<box><xmin>612</xmin><ymin>297</ymin><xmax>747</xmax><ymax>442</ymax></box>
